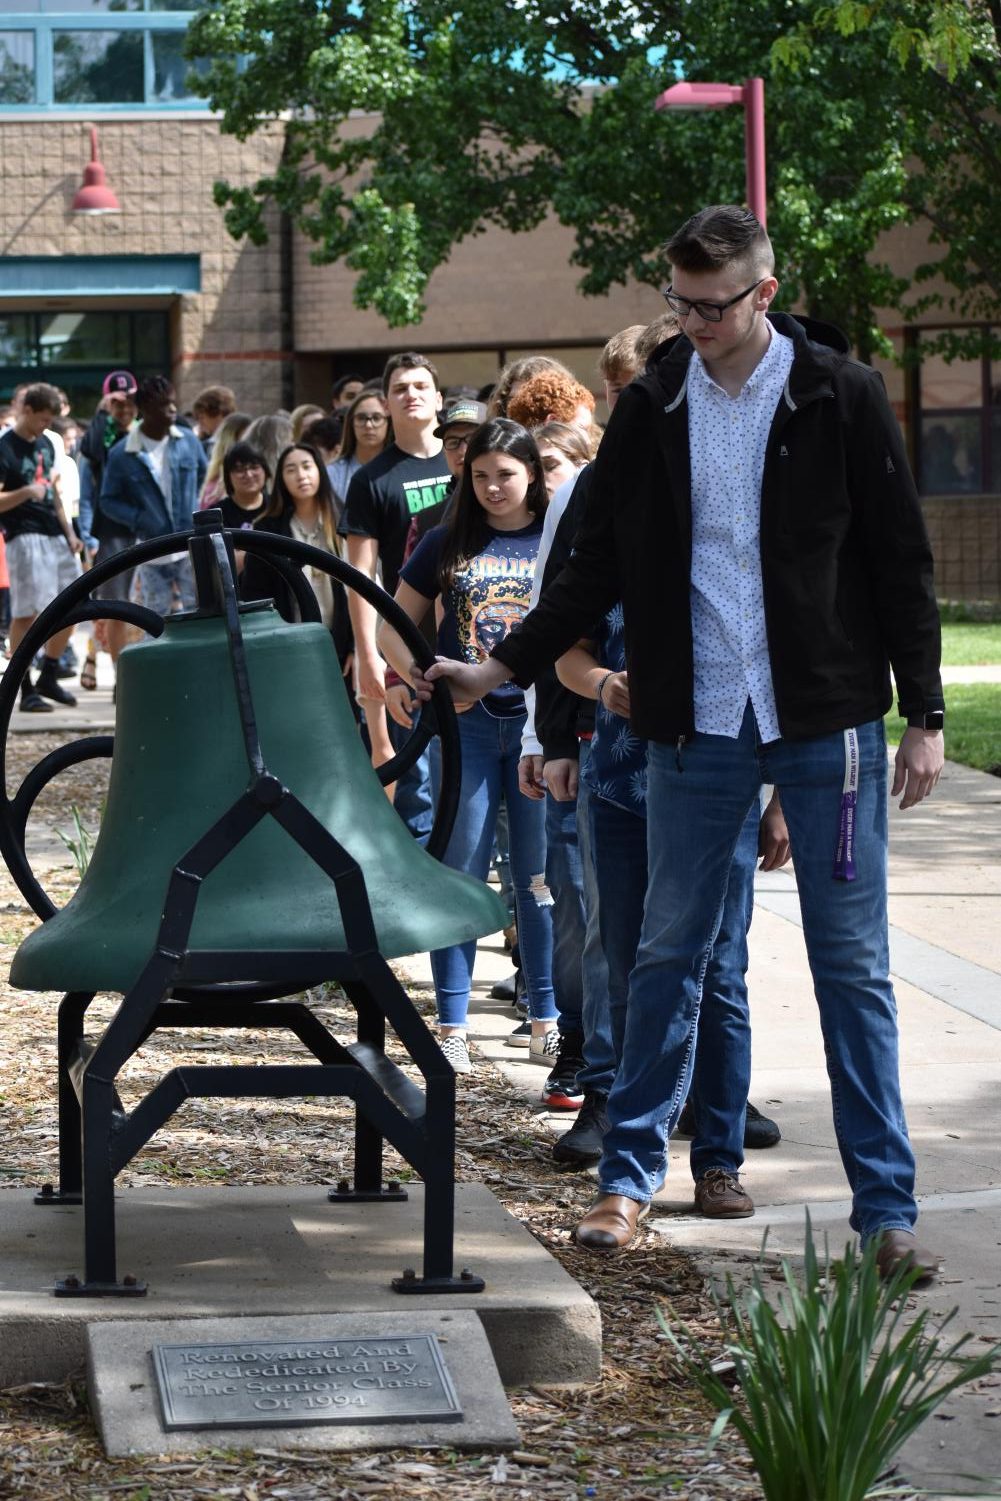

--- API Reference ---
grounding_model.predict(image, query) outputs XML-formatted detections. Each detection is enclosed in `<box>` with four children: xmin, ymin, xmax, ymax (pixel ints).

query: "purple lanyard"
<box><xmin>833</xmin><ymin>728</ymin><xmax>859</xmax><ymax>882</ymax></box>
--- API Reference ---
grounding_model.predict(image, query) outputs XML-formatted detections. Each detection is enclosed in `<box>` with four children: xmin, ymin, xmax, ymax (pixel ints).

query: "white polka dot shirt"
<box><xmin>687</xmin><ymin>327</ymin><xmax>794</xmax><ymax>742</ymax></box>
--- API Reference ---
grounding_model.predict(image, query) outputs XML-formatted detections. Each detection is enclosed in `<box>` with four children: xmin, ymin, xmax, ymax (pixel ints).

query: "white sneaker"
<box><xmin>439</xmin><ymin>1033</ymin><xmax>472</xmax><ymax>1074</ymax></box>
<box><xmin>528</xmin><ymin>1028</ymin><xmax>560</xmax><ymax>1065</ymax></box>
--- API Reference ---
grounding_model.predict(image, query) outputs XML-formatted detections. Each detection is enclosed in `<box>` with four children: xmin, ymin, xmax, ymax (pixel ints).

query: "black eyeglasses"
<box><xmin>443</xmin><ymin>434</ymin><xmax>472</xmax><ymax>452</ymax></box>
<box><xmin>354</xmin><ymin>412</ymin><xmax>387</xmax><ymax>425</ymax></box>
<box><xmin>230</xmin><ymin>462</ymin><xmax>264</xmax><ymax>475</ymax></box>
<box><xmin>662</xmin><ymin>278</ymin><xmax>764</xmax><ymax>323</ymax></box>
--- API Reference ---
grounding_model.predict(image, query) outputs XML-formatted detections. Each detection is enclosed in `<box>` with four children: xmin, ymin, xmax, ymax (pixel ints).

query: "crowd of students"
<box><xmin>0</xmin><ymin>204</ymin><xmax>947</xmax><ymax>1283</ymax></box>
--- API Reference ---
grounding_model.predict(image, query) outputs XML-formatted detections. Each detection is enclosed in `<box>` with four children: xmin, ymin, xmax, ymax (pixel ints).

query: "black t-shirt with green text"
<box><xmin>0</xmin><ymin>429</ymin><xmax>62</xmax><ymax>540</ymax></box>
<box><xmin>338</xmin><ymin>443</ymin><xmax>451</xmax><ymax>596</ymax></box>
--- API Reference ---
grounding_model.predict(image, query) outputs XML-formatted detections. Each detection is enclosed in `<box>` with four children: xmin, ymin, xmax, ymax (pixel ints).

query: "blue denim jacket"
<box><xmin>98</xmin><ymin>423</ymin><xmax>206</xmax><ymax>540</ymax></box>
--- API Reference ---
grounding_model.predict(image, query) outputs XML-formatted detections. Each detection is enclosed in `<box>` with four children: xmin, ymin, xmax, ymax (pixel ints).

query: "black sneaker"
<box><xmin>674</xmin><ymin>1098</ymin><xmax>781</xmax><ymax>1149</ymax></box>
<box><xmin>552</xmin><ymin>1090</ymin><xmax>609</xmax><ymax>1166</ymax></box>
<box><xmin>490</xmin><ymin>970</ymin><xmax>521</xmax><ymax>1002</ymax></box>
<box><xmin>744</xmin><ymin>1102</ymin><xmax>781</xmax><ymax>1149</ymax></box>
<box><xmin>541</xmin><ymin>1030</ymin><xmax>585</xmax><ymax>1112</ymax></box>
<box><xmin>19</xmin><ymin>689</ymin><xmax>53</xmax><ymax>714</ymax></box>
<box><xmin>36</xmin><ymin>661</ymin><xmax>77</xmax><ymax>707</ymax></box>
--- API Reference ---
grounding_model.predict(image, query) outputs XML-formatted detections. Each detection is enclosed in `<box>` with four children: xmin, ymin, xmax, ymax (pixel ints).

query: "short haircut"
<box><xmin>507</xmin><ymin>371</ymin><xmax>595</xmax><ymax>430</ymax></box>
<box><xmin>192</xmin><ymin>385</ymin><xmax>237</xmax><ymax>418</ymax></box>
<box><xmin>331</xmin><ymin>372</ymin><xmax>364</xmax><ymax>401</ymax></box>
<box><xmin>21</xmin><ymin>382</ymin><xmax>62</xmax><ymax>415</ymax></box>
<box><xmin>382</xmin><ymin>351</ymin><xmax>440</xmax><ymax>395</ymax></box>
<box><xmin>305</xmin><ymin>413</ymin><xmax>344</xmax><ymax>453</ymax></box>
<box><xmin>633</xmin><ymin>312</ymin><xmax>681</xmax><ymax>368</ymax></box>
<box><xmin>222</xmin><ymin>440</ymin><xmax>269</xmax><ymax>493</ymax></box>
<box><xmin>135</xmin><ymin>374</ymin><xmax>175</xmax><ymax>411</ymax></box>
<box><xmin>665</xmin><ymin>205</ymin><xmax>774</xmax><ymax>278</ymax></box>
<box><xmin>599</xmin><ymin>325</ymin><xmax>646</xmax><ymax>381</ymax></box>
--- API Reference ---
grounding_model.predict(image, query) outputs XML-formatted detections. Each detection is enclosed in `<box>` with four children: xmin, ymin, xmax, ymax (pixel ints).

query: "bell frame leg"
<box><xmin>35</xmin><ymin>990</ymin><xmax>93</xmax><ymax>1207</ymax></box>
<box><xmin>328</xmin><ymin>978</ymin><xmax>407</xmax><ymax>1204</ymax></box>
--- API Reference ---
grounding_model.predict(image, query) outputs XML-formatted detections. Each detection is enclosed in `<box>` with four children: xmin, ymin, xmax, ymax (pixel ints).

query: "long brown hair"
<box><xmin>339</xmin><ymin>389</ymin><xmax>391</xmax><ymax>461</ymax></box>
<box><xmin>437</xmin><ymin>420</ymin><xmax>547</xmax><ymax>593</ymax></box>
<box><xmin>259</xmin><ymin>443</ymin><xmax>341</xmax><ymax>553</ymax></box>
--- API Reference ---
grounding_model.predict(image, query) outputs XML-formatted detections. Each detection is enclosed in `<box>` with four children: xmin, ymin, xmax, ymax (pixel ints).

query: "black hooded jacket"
<box><xmin>492</xmin><ymin>313</ymin><xmax>943</xmax><ymax>745</ymax></box>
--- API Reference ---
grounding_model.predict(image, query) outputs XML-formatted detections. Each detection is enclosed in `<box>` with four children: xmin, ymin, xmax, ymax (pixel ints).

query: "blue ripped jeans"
<box><xmin>598</xmin><ymin>704</ymin><xmax>916</xmax><ymax>1241</ymax></box>
<box><xmin>432</xmin><ymin>704</ymin><xmax>555</xmax><ymax>1027</ymax></box>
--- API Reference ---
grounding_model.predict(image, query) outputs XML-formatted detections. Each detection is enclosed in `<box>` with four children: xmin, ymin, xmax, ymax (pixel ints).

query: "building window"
<box><xmin>916</xmin><ymin>328</ymin><xmax>1001</xmax><ymax>497</ymax></box>
<box><xmin>0</xmin><ymin>308</ymin><xmax>171</xmax><ymax>418</ymax></box>
<box><xmin>0</xmin><ymin>28</ymin><xmax>33</xmax><ymax>101</ymax></box>
<box><xmin>0</xmin><ymin>0</ymin><xmax>206</xmax><ymax>109</ymax></box>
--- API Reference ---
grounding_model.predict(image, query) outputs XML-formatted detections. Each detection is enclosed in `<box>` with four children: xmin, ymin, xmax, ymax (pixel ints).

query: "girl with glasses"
<box><xmin>328</xmin><ymin>390</ymin><xmax>391</xmax><ymax>513</ymax></box>
<box><xmin>219</xmin><ymin>441</ymin><xmax>270</xmax><ymax>531</ymax></box>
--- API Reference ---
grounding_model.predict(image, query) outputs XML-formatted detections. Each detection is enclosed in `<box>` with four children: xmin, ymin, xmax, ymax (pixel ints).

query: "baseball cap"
<box><xmin>434</xmin><ymin>399</ymin><xmax>487</xmax><ymax>437</ymax></box>
<box><xmin>102</xmin><ymin>370</ymin><xmax>138</xmax><ymax>397</ymax></box>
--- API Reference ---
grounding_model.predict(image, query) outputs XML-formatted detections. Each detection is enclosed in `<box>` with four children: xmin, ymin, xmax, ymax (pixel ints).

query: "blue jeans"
<box><xmin>388</xmin><ymin>714</ymin><xmax>434</xmax><ymax>844</ymax></box>
<box><xmin>575</xmin><ymin>746</ymin><xmax>615</xmax><ymax>1096</ymax></box>
<box><xmin>432</xmin><ymin>704</ymin><xmax>555</xmax><ymax>1027</ymax></box>
<box><xmin>591</xmin><ymin>793</ymin><xmax>757</xmax><ymax>1180</ymax></box>
<box><xmin>600</xmin><ymin>705</ymin><xmax>915</xmax><ymax>1241</ymax></box>
<box><xmin>543</xmin><ymin>762</ymin><xmax>615</xmax><ymax>1094</ymax></box>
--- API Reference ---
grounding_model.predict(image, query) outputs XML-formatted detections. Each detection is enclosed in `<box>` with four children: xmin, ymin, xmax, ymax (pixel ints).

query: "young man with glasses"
<box><xmin>413</xmin><ymin>205</ymin><xmax>945</xmax><ymax>1284</ymax></box>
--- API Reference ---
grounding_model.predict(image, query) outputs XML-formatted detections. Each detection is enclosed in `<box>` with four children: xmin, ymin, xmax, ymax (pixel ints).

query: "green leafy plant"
<box><xmin>55</xmin><ymin>803</ymin><xmax>99</xmax><ymax>879</ymax></box>
<box><xmin>661</xmin><ymin>1222</ymin><xmax>999</xmax><ymax>1500</ymax></box>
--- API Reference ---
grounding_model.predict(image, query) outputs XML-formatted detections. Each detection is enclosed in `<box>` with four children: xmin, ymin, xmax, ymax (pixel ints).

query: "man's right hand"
<box><xmin>355</xmin><ymin>652</ymin><xmax>387</xmax><ymax>704</ymax></box>
<box><xmin>413</xmin><ymin>656</ymin><xmax>512</xmax><ymax>704</ymax></box>
<box><xmin>518</xmin><ymin>754</ymin><xmax>545</xmax><ymax>800</ymax></box>
<box><xmin>543</xmin><ymin>758</ymin><xmax>579</xmax><ymax>802</ymax></box>
<box><xmin>25</xmin><ymin>482</ymin><xmax>47</xmax><ymax>502</ymax></box>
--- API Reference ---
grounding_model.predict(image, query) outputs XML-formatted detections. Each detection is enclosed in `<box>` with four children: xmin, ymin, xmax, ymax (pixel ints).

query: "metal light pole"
<box><xmin>654</xmin><ymin>78</ymin><xmax>767</xmax><ymax>227</ymax></box>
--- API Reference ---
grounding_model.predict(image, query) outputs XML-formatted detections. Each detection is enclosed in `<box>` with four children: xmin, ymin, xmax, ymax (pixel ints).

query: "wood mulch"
<box><xmin>0</xmin><ymin>734</ymin><xmax>765</xmax><ymax>1499</ymax></box>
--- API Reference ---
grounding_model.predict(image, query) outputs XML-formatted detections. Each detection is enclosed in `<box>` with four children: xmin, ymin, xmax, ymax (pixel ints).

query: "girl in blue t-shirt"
<box><xmin>378</xmin><ymin>419</ymin><xmax>556</xmax><ymax>1074</ymax></box>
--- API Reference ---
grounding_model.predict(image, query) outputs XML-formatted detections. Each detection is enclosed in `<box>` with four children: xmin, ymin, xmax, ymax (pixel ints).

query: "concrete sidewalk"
<box><xmin>433</xmin><ymin>754</ymin><xmax>1001</xmax><ymax>1498</ymax></box>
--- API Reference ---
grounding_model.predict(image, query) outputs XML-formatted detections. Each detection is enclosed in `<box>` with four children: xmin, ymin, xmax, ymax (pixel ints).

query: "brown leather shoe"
<box><xmin>693</xmin><ymin>1168</ymin><xmax>754</xmax><ymax>1219</ymax></box>
<box><xmin>874</xmin><ymin>1229</ymin><xmax>941</xmax><ymax>1285</ymax></box>
<box><xmin>574</xmin><ymin>1194</ymin><xmax>650</xmax><ymax>1251</ymax></box>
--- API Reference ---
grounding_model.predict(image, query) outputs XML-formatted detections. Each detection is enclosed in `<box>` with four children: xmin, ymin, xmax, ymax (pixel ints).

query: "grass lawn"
<box><xmin>886</xmin><ymin>682</ymin><xmax>1001</xmax><ymax>774</ymax></box>
<box><xmin>940</xmin><ymin>619</ymin><xmax>1001</xmax><ymax>666</ymax></box>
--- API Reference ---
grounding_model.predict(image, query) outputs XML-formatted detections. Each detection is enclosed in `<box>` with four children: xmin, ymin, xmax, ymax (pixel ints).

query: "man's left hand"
<box><xmin>892</xmin><ymin>727</ymin><xmax>944</xmax><ymax>810</ymax></box>
<box><xmin>758</xmin><ymin>790</ymin><xmax>792</xmax><ymax>870</ymax></box>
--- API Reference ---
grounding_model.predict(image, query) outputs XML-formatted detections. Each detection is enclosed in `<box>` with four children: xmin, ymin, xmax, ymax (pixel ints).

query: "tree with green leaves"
<box><xmin>772</xmin><ymin>0</ymin><xmax>1001</xmax><ymax>360</ymax></box>
<box><xmin>186</xmin><ymin>1</ymin><xmax>998</xmax><ymax>358</ymax></box>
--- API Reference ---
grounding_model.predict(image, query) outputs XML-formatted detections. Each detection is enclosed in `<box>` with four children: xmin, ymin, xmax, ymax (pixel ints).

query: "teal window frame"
<box><xmin>0</xmin><ymin>6</ymin><xmax>207</xmax><ymax>110</ymax></box>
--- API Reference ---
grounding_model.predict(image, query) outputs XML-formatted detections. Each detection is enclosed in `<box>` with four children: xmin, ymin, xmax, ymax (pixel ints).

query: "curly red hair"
<box><xmin>507</xmin><ymin>371</ymin><xmax>596</xmax><ymax>429</ymax></box>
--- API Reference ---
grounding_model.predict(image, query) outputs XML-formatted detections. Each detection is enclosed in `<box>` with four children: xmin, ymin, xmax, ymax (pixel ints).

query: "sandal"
<box><xmin>80</xmin><ymin>653</ymin><xmax>98</xmax><ymax>691</ymax></box>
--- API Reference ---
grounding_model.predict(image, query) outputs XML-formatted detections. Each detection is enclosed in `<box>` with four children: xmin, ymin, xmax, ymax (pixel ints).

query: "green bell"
<box><xmin>12</xmin><ymin>605</ymin><xmax>506</xmax><ymax>993</ymax></box>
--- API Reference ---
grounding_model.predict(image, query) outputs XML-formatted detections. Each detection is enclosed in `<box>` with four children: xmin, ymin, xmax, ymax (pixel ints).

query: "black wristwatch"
<box><xmin>906</xmin><ymin>711</ymin><xmax>944</xmax><ymax>730</ymax></box>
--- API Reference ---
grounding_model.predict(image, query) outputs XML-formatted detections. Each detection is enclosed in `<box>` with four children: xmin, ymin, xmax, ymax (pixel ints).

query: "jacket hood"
<box><xmin>640</xmin><ymin>311</ymin><xmax>852</xmax><ymax>408</ymax></box>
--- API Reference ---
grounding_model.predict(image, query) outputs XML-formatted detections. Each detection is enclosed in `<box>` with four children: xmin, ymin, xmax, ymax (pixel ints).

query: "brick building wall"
<box><xmin>0</xmin><ymin>117</ymin><xmax>286</xmax><ymax>415</ymax></box>
<box><xmin>921</xmin><ymin>498</ymin><xmax>1000</xmax><ymax>603</ymax></box>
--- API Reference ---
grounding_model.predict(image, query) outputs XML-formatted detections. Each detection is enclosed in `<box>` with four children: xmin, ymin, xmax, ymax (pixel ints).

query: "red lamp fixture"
<box><xmin>71</xmin><ymin>124</ymin><xmax>122</xmax><ymax>215</ymax></box>
<box><xmin>654</xmin><ymin>78</ymin><xmax>767</xmax><ymax>227</ymax></box>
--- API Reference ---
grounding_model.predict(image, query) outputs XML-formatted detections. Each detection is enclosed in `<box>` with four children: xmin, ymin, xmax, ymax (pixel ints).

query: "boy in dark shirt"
<box><xmin>339</xmin><ymin>352</ymin><xmax>451</xmax><ymax>840</ymax></box>
<box><xmin>0</xmin><ymin>383</ymin><xmax>83</xmax><ymax>712</ymax></box>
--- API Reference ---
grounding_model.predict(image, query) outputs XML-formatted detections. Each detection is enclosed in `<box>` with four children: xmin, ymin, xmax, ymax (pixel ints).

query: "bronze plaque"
<box><xmin>153</xmin><ymin>1333</ymin><xmax>462</xmax><ymax>1430</ymax></box>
